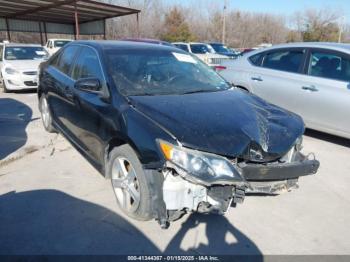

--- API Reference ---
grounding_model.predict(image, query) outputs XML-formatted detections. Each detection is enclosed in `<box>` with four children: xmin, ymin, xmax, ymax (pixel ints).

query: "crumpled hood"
<box><xmin>130</xmin><ymin>90</ymin><xmax>304</xmax><ymax>161</ymax></box>
<box><xmin>3</xmin><ymin>60</ymin><xmax>44</xmax><ymax>72</ymax></box>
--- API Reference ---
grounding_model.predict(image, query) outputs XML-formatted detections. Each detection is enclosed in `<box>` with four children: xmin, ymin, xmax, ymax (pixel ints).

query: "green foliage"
<box><xmin>161</xmin><ymin>7</ymin><xmax>196</xmax><ymax>42</ymax></box>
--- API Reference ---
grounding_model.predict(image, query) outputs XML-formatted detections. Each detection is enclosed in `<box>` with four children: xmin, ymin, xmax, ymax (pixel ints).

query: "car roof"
<box><xmin>71</xmin><ymin>40</ymin><xmax>184</xmax><ymax>53</ymax></box>
<box><xmin>247</xmin><ymin>42</ymin><xmax>350</xmax><ymax>56</ymax></box>
<box><xmin>3</xmin><ymin>43</ymin><xmax>43</xmax><ymax>47</ymax></box>
<box><xmin>120</xmin><ymin>38</ymin><xmax>172</xmax><ymax>45</ymax></box>
<box><xmin>173</xmin><ymin>42</ymin><xmax>208</xmax><ymax>45</ymax></box>
<box><xmin>49</xmin><ymin>39</ymin><xmax>73</xmax><ymax>41</ymax></box>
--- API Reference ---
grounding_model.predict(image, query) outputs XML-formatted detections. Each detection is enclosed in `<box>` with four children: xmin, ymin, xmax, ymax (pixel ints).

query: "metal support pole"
<box><xmin>74</xmin><ymin>2</ymin><xmax>79</xmax><ymax>40</ymax></box>
<box><xmin>39</xmin><ymin>22</ymin><xmax>44</xmax><ymax>46</ymax></box>
<box><xmin>136</xmin><ymin>13</ymin><xmax>140</xmax><ymax>38</ymax></box>
<box><xmin>222</xmin><ymin>0</ymin><xmax>227</xmax><ymax>44</ymax></box>
<box><xmin>43</xmin><ymin>22</ymin><xmax>48</xmax><ymax>43</ymax></box>
<box><xmin>5</xmin><ymin>18</ymin><xmax>11</xmax><ymax>42</ymax></box>
<box><xmin>103</xmin><ymin>19</ymin><xmax>106</xmax><ymax>40</ymax></box>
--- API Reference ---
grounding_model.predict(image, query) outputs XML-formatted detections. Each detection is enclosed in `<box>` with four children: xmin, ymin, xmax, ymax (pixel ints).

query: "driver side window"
<box><xmin>71</xmin><ymin>47</ymin><xmax>104</xmax><ymax>82</ymax></box>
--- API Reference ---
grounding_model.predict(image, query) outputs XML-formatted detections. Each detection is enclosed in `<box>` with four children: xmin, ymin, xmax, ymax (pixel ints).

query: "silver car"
<box><xmin>220</xmin><ymin>42</ymin><xmax>350</xmax><ymax>139</ymax></box>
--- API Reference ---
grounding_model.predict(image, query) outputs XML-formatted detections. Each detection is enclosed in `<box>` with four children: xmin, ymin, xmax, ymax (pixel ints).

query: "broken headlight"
<box><xmin>158</xmin><ymin>140</ymin><xmax>243</xmax><ymax>184</ymax></box>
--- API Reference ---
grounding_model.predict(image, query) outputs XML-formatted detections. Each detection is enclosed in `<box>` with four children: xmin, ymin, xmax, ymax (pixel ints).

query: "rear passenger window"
<box><xmin>71</xmin><ymin>47</ymin><xmax>103</xmax><ymax>81</ymax></box>
<box><xmin>308</xmin><ymin>51</ymin><xmax>350</xmax><ymax>82</ymax></box>
<box><xmin>56</xmin><ymin>46</ymin><xmax>79</xmax><ymax>76</ymax></box>
<box><xmin>249</xmin><ymin>53</ymin><xmax>263</xmax><ymax>66</ymax></box>
<box><xmin>262</xmin><ymin>49</ymin><xmax>304</xmax><ymax>73</ymax></box>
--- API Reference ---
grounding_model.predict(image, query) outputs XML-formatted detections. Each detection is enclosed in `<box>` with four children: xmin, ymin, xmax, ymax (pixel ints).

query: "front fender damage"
<box><xmin>144</xmin><ymin>165</ymin><xmax>247</xmax><ymax>229</ymax></box>
<box><xmin>144</xmin><ymin>150</ymin><xmax>319</xmax><ymax>229</ymax></box>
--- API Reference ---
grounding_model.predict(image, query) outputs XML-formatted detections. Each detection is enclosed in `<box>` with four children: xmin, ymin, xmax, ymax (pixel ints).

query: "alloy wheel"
<box><xmin>40</xmin><ymin>96</ymin><xmax>51</xmax><ymax>129</ymax></box>
<box><xmin>111</xmin><ymin>157</ymin><xmax>141</xmax><ymax>213</ymax></box>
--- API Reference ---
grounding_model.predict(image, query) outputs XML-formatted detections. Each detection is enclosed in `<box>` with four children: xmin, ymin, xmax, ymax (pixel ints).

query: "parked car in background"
<box><xmin>173</xmin><ymin>42</ymin><xmax>229</xmax><ymax>69</ymax></box>
<box><xmin>45</xmin><ymin>39</ymin><xmax>72</xmax><ymax>56</ymax></box>
<box><xmin>121</xmin><ymin>38</ymin><xmax>174</xmax><ymax>47</ymax></box>
<box><xmin>240</xmin><ymin>48</ymin><xmax>257</xmax><ymax>55</ymax></box>
<box><xmin>207</xmin><ymin>42</ymin><xmax>239</xmax><ymax>59</ymax></box>
<box><xmin>38</xmin><ymin>41</ymin><xmax>319</xmax><ymax>228</ymax></box>
<box><xmin>220</xmin><ymin>42</ymin><xmax>350</xmax><ymax>139</ymax></box>
<box><xmin>0</xmin><ymin>43</ymin><xmax>49</xmax><ymax>92</ymax></box>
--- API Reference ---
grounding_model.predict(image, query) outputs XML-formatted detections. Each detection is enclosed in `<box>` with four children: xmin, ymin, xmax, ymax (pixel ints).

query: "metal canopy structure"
<box><xmin>0</xmin><ymin>0</ymin><xmax>140</xmax><ymax>43</ymax></box>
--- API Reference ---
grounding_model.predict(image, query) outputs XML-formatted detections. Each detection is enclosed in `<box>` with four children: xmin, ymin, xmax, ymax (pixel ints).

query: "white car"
<box><xmin>0</xmin><ymin>43</ymin><xmax>49</xmax><ymax>92</ymax></box>
<box><xmin>220</xmin><ymin>42</ymin><xmax>350</xmax><ymax>139</ymax></box>
<box><xmin>45</xmin><ymin>39</ymin><xmax>72</xmax><ymax>56</ymax></box>
<box><xmin>173</xmin><ymin>42</ymin><xmax>229</xmax><ymax>69</ymax></box>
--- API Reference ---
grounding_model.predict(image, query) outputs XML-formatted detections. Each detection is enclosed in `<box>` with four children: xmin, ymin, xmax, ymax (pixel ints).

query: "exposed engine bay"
<box><xmin>151</xmin><ymin>140</ymin><xmax>319</xmax><ymax>229</ymax></box>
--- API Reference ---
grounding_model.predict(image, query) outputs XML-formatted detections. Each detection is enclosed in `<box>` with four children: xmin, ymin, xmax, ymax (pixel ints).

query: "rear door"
<box><xmin>45</xmin><ymin>45</ymin><xmax>80</xmax><ymax>137</ymax></box>
<box><xmin>295</xmin><ymin>48</ymin><xmax>350</xmax><ymax>136</ymax></box>
<box><xmin>248</xmin><ymin>48</ymin><xmax>308</xmax><ymax>117</ymax></box>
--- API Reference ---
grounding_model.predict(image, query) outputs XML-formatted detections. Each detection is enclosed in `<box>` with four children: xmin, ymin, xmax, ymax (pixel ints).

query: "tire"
<box><xmin>108</xmin><ymin>144</ymin><xmax>153</xmax><ymax>221</ymax></box>
<box><xmin>1</xmin><ymin>76</ymin><xmax>9</xmax><ymax>93</ymax></box>
<box><xmin>39</xmin><ymin>95</ymin><xmax>56</xmax><ymax>133</ymax></box>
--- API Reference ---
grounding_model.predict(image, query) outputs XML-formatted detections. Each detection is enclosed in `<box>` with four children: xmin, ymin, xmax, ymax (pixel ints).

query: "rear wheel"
<box><xmin>39</xmin><ymin>95</ymin><xmax>56</xmax><ymax>133</ymax></box>
<box><xmin>108</xmin><ymin>145</ymin><xmax>152</xmax><ymax>221</ymax></box>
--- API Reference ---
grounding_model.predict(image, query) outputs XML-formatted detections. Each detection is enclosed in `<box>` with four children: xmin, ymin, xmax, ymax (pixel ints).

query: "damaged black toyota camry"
<box><xmin>38</xmin><ymin>41</ymin><xmax>319</xmax><ymax>228</ymax></box>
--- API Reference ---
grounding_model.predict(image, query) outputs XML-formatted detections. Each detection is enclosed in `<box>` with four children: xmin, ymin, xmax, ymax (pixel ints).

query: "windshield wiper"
<box><xmin>182</xmin><ymin>89</ymin><xmax>220</xmax><ymax>95</ymax></box>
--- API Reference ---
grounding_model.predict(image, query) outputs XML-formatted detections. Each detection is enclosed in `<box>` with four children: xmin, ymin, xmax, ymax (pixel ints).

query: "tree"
<box><xmin>160</xmin><ymin>7</ymin><xmax>196</xmax><ymax>42</ymax></box>
<box><xmin>291</xmin><ymin>8</ymin><xmax>342</xmax><ymax>42</ymax></box>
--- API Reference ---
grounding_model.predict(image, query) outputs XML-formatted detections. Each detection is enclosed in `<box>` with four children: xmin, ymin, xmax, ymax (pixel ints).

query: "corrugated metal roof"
<box><xmin>0</xmin><ymin>0</ymin><xmax>140</xmax><ymax>24</ymax></box>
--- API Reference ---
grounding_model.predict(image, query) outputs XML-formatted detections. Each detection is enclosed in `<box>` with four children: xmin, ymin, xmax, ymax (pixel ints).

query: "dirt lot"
<box><xmin>1</xmin><ymin>91</ymin><xmax>350</xmax><ymax>255</ymax></box>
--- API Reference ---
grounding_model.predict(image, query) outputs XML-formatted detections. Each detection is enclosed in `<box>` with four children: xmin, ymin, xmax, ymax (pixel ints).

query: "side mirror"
<box><xmin>75</xmin><ymin>78</ymin><xmax>101</xmax><ymax>93</ymax></box>
<box><xmin>74</xmin><ymin>78</ymin><xmax>110</xmax><ymax>102</ymax></box>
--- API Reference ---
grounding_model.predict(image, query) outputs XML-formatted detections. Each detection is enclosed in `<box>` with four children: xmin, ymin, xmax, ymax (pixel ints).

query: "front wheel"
<box><xmin>0</xmin><ymin>76</ymin><xmax>9</xmax><ymax>93</ymax></box>
<box><xmin>108</xmin><ymin>145</ymin><xmax>153</xmax><ymax>221</ymax></box>
<box><xmin>39</xmin><ymin>95</ymin><xmax>56</xmax><ymax>133</ymax></box>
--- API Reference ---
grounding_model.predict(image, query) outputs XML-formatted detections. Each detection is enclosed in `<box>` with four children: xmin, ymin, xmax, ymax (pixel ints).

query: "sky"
<box><xmin>169</xmin><ymin>0</ymin><xmax>349</xmax><ymax>22</ymax></box>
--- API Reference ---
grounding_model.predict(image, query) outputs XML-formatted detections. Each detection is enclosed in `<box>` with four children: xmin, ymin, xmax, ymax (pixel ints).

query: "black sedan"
<box><xmin>38</xmin><ymin>41</ymin><xmax>319</xmax><ymax>228</ymax></box>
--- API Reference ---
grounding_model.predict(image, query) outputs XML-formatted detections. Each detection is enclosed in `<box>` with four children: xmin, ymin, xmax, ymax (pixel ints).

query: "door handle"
<box><xmin>251</xmin><ymin>76</ymin><xmax>263</xmax><ymax>82</ymax></box>
<box><xmin>65</xmin><ymin>86</ymin><xmax>74</xmax><ymax>99</ymax></box>
<box><xmin>302</xmin><ymin>85</ymin><xmax>318</xmax><ymax>92</ymax></box>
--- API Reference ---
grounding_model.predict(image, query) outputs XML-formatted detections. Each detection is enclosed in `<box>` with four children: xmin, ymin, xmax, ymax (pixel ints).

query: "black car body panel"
<box><xmin>129</xmin><ymin>90</ymin><xmax>305</xmax><ymax>162</ymax></box>
<box><xmin>38</xmin><ymin>41</ymin><xmax>319</xmax><ymax>226</ymax></box>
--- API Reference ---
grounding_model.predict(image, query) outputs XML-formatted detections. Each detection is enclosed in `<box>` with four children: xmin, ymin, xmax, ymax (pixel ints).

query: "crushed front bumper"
<box><xmin>240</xmin><ymin>153</ymin><xmax>320</xmax><ymax>194</ymax></box>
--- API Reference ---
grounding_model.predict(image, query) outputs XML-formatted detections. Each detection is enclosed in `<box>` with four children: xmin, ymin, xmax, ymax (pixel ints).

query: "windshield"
<box><xmin>211</xmin><ymin>44</ymin><xmax>231</xmax><ymax>53</ymax></box>
<box><xmin>4</xmin><ymin>46</ymin><xmax>48</xmax><ymax>60</ymax></box>
<box><xmin>54</xmin><ymin>40</ymin><xmax>71</xmax><ymax>48</ymax></box>
<box><xmin>190</xmin><ymin>44</ymin><xmax>212</xmax><ymax>54</ymax></box>
<box><xmin>106</xmin><ymin>49</ymin><xmax>230</xmax><ymax>96</ymax></box>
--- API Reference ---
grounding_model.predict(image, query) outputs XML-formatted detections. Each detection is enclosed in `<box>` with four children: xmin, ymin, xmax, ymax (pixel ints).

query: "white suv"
<box><xmin>173</xmin><ymin>42</ymin><xmax>229</xmax><ymax>69</ymax></box>
<box><xmin>0</xmin><ymin>43</ymin><xmax>49</xmax><ymax>92</ymax></box>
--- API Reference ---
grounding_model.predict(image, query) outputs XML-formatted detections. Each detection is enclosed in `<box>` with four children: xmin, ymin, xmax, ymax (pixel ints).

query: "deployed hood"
<box><xmin>130</xmin><ymin>90</ymin><xmax>304</xmax><ymax>161</ymax></box>
<box><xmin>3</xmin><ymin>60</ymin><xmax>44</xmax><ymax>72</ymax></box>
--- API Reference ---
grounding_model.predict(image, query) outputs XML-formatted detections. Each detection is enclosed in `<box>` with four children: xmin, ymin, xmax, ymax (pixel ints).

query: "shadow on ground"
<box><xmin>0</xmin><ymin>190</ymin><xmax>158</xmax><ymax>254</ymax></box>
<box><xmin>0</xmin><ymin>190</ymin><xmax>262</xmax><ymax>256</ymax></box>
<box><xmin>0</xmin><ymin>98</ymin><xmax>33</xmax><ymax>160</ymax></box>
<box><xmin>164</xmin><ymin>213</ymin><xmax>262</xmax><ymax>256</ymax></box>
<box><xmin>305</xmin><ymin>129</ymin><xmax>350</xmax><ymax>148</ymax></box>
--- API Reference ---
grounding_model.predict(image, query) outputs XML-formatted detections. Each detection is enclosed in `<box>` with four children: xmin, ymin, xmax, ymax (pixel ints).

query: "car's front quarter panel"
<box><xmin>120</xmin><ymin>105</ymin><xmax>177</xmax><ymax>169</ymax></box>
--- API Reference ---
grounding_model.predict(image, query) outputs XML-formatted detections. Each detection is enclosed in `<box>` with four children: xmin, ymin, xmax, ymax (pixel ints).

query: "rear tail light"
<box><xmin>215</xmin><ymin>65</ymin><xmax>226</xmax><ymax>72</ymax></box>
